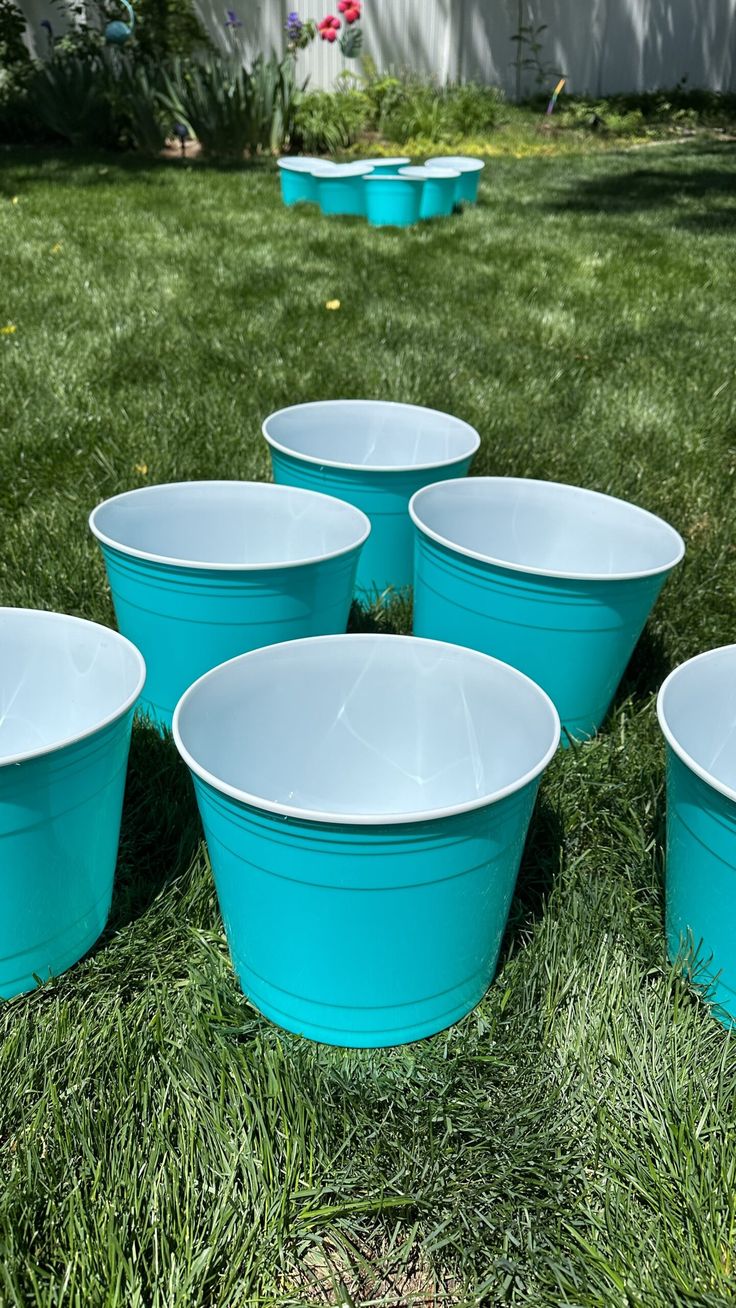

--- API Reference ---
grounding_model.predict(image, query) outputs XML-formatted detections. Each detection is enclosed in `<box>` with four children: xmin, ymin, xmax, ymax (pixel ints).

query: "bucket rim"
<box><xmin>277</xmin><ymin>156</ymin><xmax>335</xmax><ymax>171</ymax></box>
<box><xmin>89</xmin><ymin>480</ymin><xmax>371</xmax><ymax>572</ymax></box>
<box><xmin>399</xmin><ymin>166</ymin><xmax>460</xmax><ymax>179</ymax></box>
<box><xmin>313</xmin><ymin>162</ymin><xmax>375</xmax><ymax>177</ymax></box>
<box><xmin>262</xmin><ymin>400</ymin><xmax>481</xmax><ymax>474</ymax></box>
<box><xmin>409</xmin><ymin>476</ymin><xmax>685</xmax><ymax>582</ymax></box>
<box><xmin>0</xmin><ymin>607</ymin><xmax>146</xmax><ymax>770</ymax></box>
<box><xmin>172</xmin><ymin>632</ymin><xmax>561</xmax><ymax>826</ymax></box>
<box><xmin>355</xmin><ymin>156</ymin><xmax>411</xmax><ymax>167</ymax></box>
<box><xmin>365</xmin><ymin>175</ymin><xmax>424</xmax><ymax>185</ymax></box>
<box><xmin>657</xmin><ymin>644</ymin><xmax>736</xmax><ymax>804</ymax></box>
<box><xmin>426</xmin><ymin>155</ymin><xmax>485</xmax><ymax>171</ymax></box>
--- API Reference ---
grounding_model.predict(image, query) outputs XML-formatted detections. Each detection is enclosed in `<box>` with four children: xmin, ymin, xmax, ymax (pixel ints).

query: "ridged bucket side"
<box><xmin>0</xmin><ymin>710</ymin><xmax>134</xmax><ymax>999</ymax></box>
<box><xmin>280</xmin><ymin>169</ymin><xmax>318</xmax><ymax>206</ymax></box>
<box><xmin>665</xmin><ymin>745</ymin><xmax>736</xmax><ymax>1026</ymax></box>
<box><xmin>192</xmin><ymin>775</ymin><xmax>540</xmax><ymax>1047</ymax></box>
<box><xmin>412</xmin><ymin>530</ymin><xmax>668</xmax><ymax>741</ymax></box>
<box><xmin>100</xmin><ymin>543</ymin><xmax>361</xmax><ymax>729</ymax></box>
<box><xmin>270</xmin><ymin>448</ymin><xmax>474</xmax><ymax>596</ymax></box>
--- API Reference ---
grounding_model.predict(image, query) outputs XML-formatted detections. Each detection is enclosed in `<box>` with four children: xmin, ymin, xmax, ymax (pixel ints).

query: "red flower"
<box><xmin>338</xmin><ymin>0</ymin><xmax>360</xmax><ymax>19</ymax></box>
<box><xmin>318</xmin><ymin>14</ymin><xmax>341</xmax><ymax>39</ymax></box>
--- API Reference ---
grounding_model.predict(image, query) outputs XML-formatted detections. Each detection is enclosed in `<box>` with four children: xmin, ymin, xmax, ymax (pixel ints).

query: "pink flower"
<box><xmin>318</xmin><ymin>14</ymin><xmax>341</xmax><ymax>39</ymax></box>
<box><xmin>338</xmin><ymin>0</ymin><xmax>360</xmax><ymax>19</ymax></box>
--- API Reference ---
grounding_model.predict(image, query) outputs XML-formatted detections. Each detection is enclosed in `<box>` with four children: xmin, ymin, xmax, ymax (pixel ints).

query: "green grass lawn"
<box><xmin>2</xmin><ymin>139</ymin><xmax>736</xmax><ymax>1307</ymax></box>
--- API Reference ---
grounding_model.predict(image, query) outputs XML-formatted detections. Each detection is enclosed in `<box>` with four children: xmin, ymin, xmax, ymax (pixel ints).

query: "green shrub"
<box><xmin>115</xmin><ymin>58</ymin><xmax>172</xmax><ymax>154</ymax></box>
<box><xmin>0</xmin><ymin>0</ymin><xmax>53</xmax><ymax>142</ymax></box>
<box><xmin>30</xmin><ymin>50</ymin><xmax>122</xmax><ymax>148</ymax></box>
<box><xmin>443</xmin><ymin>82</ymin><xmax>504</xmax><ymax>136</ymax></box>
<box><xmin>379</xmin><ymin>77</ymin><xmax>503</xmax><ymax>145</ymax></box>
<box><xmin>162</xmin><ymin>53</ymin><xmax>298</xmax><ymax>159</ymax></box>
<box><xmin>380</xmin><ymin>79</ymin><xmax>445</xmax><ymax>143</ymax></box>
<box><xmin>293</xmin><ymin>88</ymin><xmax>370</xmax><ymax>154</ymax></box>
<box><xmin>132</xmin><ymin>0</ymin><xmax>210</xmax><ymax>62</ymax></box>
<box><xmin>48</xmin><ymin>0</ymin><xmax>208</xmax><ymax>63</ymax></box>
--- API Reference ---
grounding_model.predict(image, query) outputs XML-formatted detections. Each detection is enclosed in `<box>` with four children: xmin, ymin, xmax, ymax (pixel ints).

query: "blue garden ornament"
<box><xmin>105</xmin><ymin>0</ymin><xmax>135</xmax><ymax>45</ymax></box>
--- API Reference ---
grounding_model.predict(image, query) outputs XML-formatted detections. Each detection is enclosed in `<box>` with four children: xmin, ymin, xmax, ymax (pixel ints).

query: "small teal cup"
<box><xmin>365</xmin><ymin>175</ymin><xmax>423</xmax><ymax>228</ymax></box>
<box><xmin>262</xmin><ymin>400</ymin><xmax>480</xmax><ymax>597</ymax></box>
<box><xmin>400</xmin><ymin>165</ymin><xmax>460</xmax><ymax>219</ymax></box>
<box><xmin>658</xmin><ymin>646</ymin><xmax>736</xmax><ymax>1026</ymax></box>
<box><xmin>277</xmin><ymin>157</ymin><xmax>334</xmax><ymax>205</ymax></box>
<box><xmin>426</xmin><ymin>155</ymin><xmax>485</xmax><ymax>204</ymax></box>
<box><xmin>0</xmin><ymin>608</ymin><xmax>145</xmax><ymax>999</ymax></box>
<box><xmin>315</xmin><ymin>162</ymin><xmax>374</xmax><ymax>216</ymax></box>
<box><xmin>411</xmin><ymin>477</ymin><xmax>685</xmax><ymax>742</ymax></box>
<box><xmin>173</xmin><ymin>634</ymin><xmax>560</xmax><ymax>1047</ymax></box>
<box><xmin>90</xmin><ymin>481</ymin><xmax>370</xmax><ymax>730</ymax></box>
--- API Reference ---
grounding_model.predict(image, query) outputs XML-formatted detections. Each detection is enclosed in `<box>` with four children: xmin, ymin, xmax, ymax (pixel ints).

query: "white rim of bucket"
<box><xmin>365</xmin><ymin>176</ymin><xmax>423</xmax><ymax>185</ymax></box>
<box><xmin>0</xmin><ymin>607</ymin><xmax>146</xmax><ymax>770</ymax></box>
<box><xmin>426</xmin><ymin>156</ymin><xmax>485</xmax><ymax>172</ymax></box>
<box><xmin>277</xmin><ymin>157</ymin><xmax>334</xmax><ymax>171</ymax></box>
<box><xmin>409</xmin><ymin>476</ymin><xmax>685</xmax><ymax>583</ymax></box>
<box><xmin>356</xmin><ymin>157</ymin><xmax>411</xmax><ymax>168</ymax></box>
<box><xmin>172</xmin><ymin>633</ymin><xmax>561</xmax><ymax>825</ymax></box>
<box><xmin>89</xmin><ymin>480</ymin><xmax>371</xmax><ymax>572</ymax></box>
<box><xmin>657</xmin><ymin>645</ymin><xmax>736</xmax><ymax>804</ymax></box>
<box><xmin>313</xmin><ymin>163</ymin><xmax>374</xmax><ymax>177</ymax></box>
<box><xmin>399</xmin><ymin>166</ymin><xmax>460</xmax><ymax>179</ymax></box>
<box><xmin>262</xmin><ymin>400</ymin><xmax>481</xmax><ymax>474</ymax></box>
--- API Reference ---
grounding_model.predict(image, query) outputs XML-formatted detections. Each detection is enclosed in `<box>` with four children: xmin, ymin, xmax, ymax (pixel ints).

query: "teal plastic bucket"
<box><xmin>658</xmin><ymin>646</ymin><xmax>736</xmax><ymax>1026</ymax></box>
<box><xmin>90</xmin><ymin>481</ymin><xmax>369</xmax><ymax>730</ymax></box>
<box><xmin>278</xmin><ymin>157</ymin><xmax>334</xmax><ymax>205</ymax></box>
<box><xmin>411</xmin><ymin>477</ymin><xmax>684</xmax><ymax>742</ymax></box>
<box><xmin>262</xmin><ymin>400</ymin><xmax>480</xmax><ymax>597</ymax></box>
<box><xmin>0</xmin><ymin>608</ymin><xmax>145</xmax><ymax>999</ymax></box>
<box><xmin>173</xmin><ymin>634</ymin><xmax>559</xmax><ymax>1047</ymax></box>
<box><xmin>400</xmin><ymin>166</ymin><xmax>460</xmax><ymax>219</ymax></box>
<box><xmin>315</xmin><ymin>162</ymin><xmax>374</xmax><ymax>216</ymax></box>
<box><xmin>426</xmin><ymin>155</ymin><xmax>484</xmax><ymax>204</ymax></box>
<box><xmin>365</xmin><ymin>176</ymin><xmax>423</xmax><ymax>228</ymax></box>
<box><xmin>355</xmin><ymin>156</ymin><xmax>411</xmax><ymax>177</ymax></box>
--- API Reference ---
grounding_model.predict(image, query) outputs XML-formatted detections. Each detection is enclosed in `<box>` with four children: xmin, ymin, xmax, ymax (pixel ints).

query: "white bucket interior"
<box><xmin>90</xmin><ymin>482</ymin><xmax>369</xmax><ymax>569</ymax></box>
<box><xmin>263</xmin><ymin>401</ymin><xmax>480</xmax><ymax>471</ymax></box>
<box><xmin>174</xmin><ymin>635</ymin><xmax>559</xmax><ymax>823</ymax></box>
<box><xmin>400</xmin><ymin>166</ymin><xmax>460</xmax><ymax>180</ymax></box>
<box><xmin>410</xmin><ymin>478</ymin><xmax>684</xmax><ymax>581</ymax></box>
<box><xmin>314</xmin><ymin>163</ymin><xmax>374</xmax><ymax>177</ymax></box>
<box><xmin>426</xmin><ymin>155</ymin><xmax>484</xmax><ymax>172</ymax></box>
<box><xmin>0</xmin><ymin>609</ymin><xmax>144</xmax><ymax>764</ymax></box>
<box><xmin>278</xmin><ymin>157</ymin><xmax>334</xmax><ymax>171</ymax></box>
<box><xmin>658</xmin><ymin>646</ymin><xmax>736</xmax><ymax>797</ymax></box>
<box><xmin>357</xmin><ymin>157</ymin><xmax>411</xmax><ymax>168</ymax></box>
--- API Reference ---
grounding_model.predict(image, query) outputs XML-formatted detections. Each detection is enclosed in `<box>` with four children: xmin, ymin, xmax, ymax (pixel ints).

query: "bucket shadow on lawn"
<box><xmin>611</xmin><ymin>624</ymin><xmax>672</xmax><ymax>710</ymax></box>
<box><xmin>0</xmin><ymin>145</ymin><xmax>274</xmax><ymax>193</ymax></box>
<box><xmin>543</xmin><ymin>142</ymin><xmax>736</xmax><ymax>230</ymax></box>
<box><xmin>498</xmin><ymin>792</ymin><xmax>565</xmax><ymax>970</ymax></box>
<box><xmin>105</xmin><ymin>721</ymin><xmax>202</xmax><ymax>937</ymax></box>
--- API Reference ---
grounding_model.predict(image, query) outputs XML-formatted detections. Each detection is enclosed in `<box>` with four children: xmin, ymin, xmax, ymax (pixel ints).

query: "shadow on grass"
<box><xmin>545</xmin><ymin>141</ymin><xmax>736</xmax><ymax>228</ymax></box>
<box><xmin>611</xmin><ymin>624</ymin><xmax>671</xmax><ymax>709</ymax></box>
<box><xmin>0</xmin><ymin>143</ymin><xmax>275</xmax><ymax>189</ymax></box>
<box><xmin>105</xmin><ymin>720</ymin><xmax>202</xmax><ymax>937</ymax></box>
<box><xmin>498</xmin><ymin>793</ymin><xmax>565</xmax><ymax>967</ymax></box>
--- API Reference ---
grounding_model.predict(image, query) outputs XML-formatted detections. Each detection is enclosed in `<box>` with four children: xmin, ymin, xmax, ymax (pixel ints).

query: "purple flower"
<box><xmin>225</xmin><ymin>8</ymin><xmax>242</xmax><ymax>27</ymax></box>
<box><xmin>285</xmin><ymin>10</ymin><xmax>302</xmax><ymax>35</ymax></box>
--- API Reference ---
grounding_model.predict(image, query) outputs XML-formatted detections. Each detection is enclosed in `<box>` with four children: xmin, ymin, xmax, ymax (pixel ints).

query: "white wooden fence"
<box><xmin>17</xmin><ymin>0</ymin><xmax>736</xmax><ymax>95</ymax></box>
